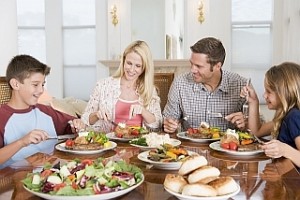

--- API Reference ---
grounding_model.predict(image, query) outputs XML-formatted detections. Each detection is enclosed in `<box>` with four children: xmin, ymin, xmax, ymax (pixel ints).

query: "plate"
<box><xmin>55</xmin><ymin>141</ymin><xmax>117</xmax><ymax>155</ymax></box>
<box><xmin>164</xmin><ymin>184</ymin><xmax>240</xmax><ymax>200</ymax></box>
<box><xmin>209</xmin><ymin>141</ymin><xmax>264</xmax><ymax>156</ymax></box>
<box><xmin>130</xmin><ymin>138</ymin><xmax>181</xmax><ymax>150</ymax></box>
<box><xmin>23</xmin><ymin>175</ymin><xmax>144</xmax><ymax>200</ymax></box>
<box><xmin>137</xmin><ymin>150</ymin><xmax>198</xmax><ymax>170</ymax></box>
<box><xmin>106</xmin><ymin>132</ymin><xmax>133</xmax><ymax>142</ymax></box>
<box><xmin>177</xmin><ymin>132</ymin><xmax>220</xmax><ymax>143</ymax></box>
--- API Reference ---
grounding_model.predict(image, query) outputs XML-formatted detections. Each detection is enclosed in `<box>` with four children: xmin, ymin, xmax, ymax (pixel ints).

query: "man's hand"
<box><xmin>163</xmin><ymin>118</ymin><xmax>179</xmax><ymax>133</ymax></box>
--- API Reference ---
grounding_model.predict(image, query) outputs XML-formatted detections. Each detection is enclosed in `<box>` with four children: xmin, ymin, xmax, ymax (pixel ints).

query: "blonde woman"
<box><xmin>81</xmin><ymin>40</ymin><xmax>162</xmax><ymax>132</ymax></box>
<box><xmin>244</xmin><ymin>62</ymin><xmax>300</xmax><ymax>169</ymax></box>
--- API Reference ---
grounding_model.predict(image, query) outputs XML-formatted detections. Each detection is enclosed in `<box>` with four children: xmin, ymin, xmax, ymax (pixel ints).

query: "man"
<box><xmin>163</xmin><ymin>37</ymin><xmax>248</xmax><ymax>133</ymax></box>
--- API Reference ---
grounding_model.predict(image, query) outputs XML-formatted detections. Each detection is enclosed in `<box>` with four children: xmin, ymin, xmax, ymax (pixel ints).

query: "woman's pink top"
<box><xmin>114</xmin><ymin>98</ymin><xmax>142</xmax><ymax>126</ymax></box>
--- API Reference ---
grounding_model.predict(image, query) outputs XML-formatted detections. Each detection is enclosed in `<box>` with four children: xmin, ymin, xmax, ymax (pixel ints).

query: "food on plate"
<box><xmin>186</xmin><ymin>122</ymin><xmax>223</xmax><ymax>139</ymax></box>
<box><xmin>208</xmin><ymin>176</ymin><xmax>239</xmax><ymax>195</ymax></box>
<box><xmin>64</xmin><ymin>131</ymin><xmax>109</xmax><ymax>150</ymax></box>
<box><xmin>181</xmin><ymin>183</ymin><xmax>217</xmax><ymax>197</ymax></box>
<box><xmin>163</xmin><ymin>174</ymin><xmax>187</xmax><ymax>193</ymax></box>
<box><xmin>187</xmin><ymin>165</ymin><xmax>220</xmax><ymax>184</ymax></box>
<box><xmin>114</xmin><ymin>125</ymin><xmax>148</xmax><ymax>139</ymax></box>
<box><xmin>164</xmin><ymin>155</ymin><xmax>239</xmax><ymax>198</ymax></box>
<box><xmin>147</xmin><ymin>144</ymin><xmax>189</xmax><ymax>162</ymax></box>
<box><xmin>22</xmin><ymin>158</ymin><xmax>143</xmax><ymax>196</ymax></box>
<box><xmin>178</xmin><ymin>155</ymin><xmax>207</xmax><ymax>175</ymax></box>
<box><xmin>220</xmin><ymin>129</ymin><xmax>259</xmax><ymax>151</ymax></box>
<box><xmin>129</xmin><ymin>132</ymin><xmax>173</xmax><ymax>148</ymax></box>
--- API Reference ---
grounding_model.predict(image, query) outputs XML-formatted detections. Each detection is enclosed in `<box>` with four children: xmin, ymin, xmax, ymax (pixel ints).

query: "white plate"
<box><xmin>55</xmin><ymin>141</ymin><xmax>117</xmax><ymax>155</ymax></box>
<box><xmin>177</xmin><ymin>132</ymin><xmax>220</xmax><ymax>143</ymax></box>
<box><xmin>106</xmin><ymin>132</ymin><xmax>134</xmax><ymax>142</ymax></box>
<box><xmin>164</xmin><ymin>184</ymin><xmax>240</xmax><ymax>200</ymax></box>
<box><xmin>209</xmin><ymin>141</ymin><xmax>264</xmax><ymax>156</ymax></box>
<box><xmin>23</xmin><ymin>175</ymin><xmax>144</xmax><ymax>200</ymax></box>
<box><xmin>130</xmin><ymin>138</ymin><xmax>181</xmax><ymax>150</ymax></box>
<box><xmin>137</xmin><ymin>150</ymin><xmax>198</xmax><ymax>170</ymax></box>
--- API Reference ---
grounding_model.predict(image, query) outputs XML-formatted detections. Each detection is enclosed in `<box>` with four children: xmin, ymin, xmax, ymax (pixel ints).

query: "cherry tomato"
<box><xmin>65</xmin><ymin>139</ymin><xmax>74</xmax><ymax>147</ymax></box>
<box><xmin>40</xmin><ymin>169</ymin><xmax>53</xmax><ymax>178</ymax></box>
<box><xmin>193</xmin><ymin>128</ymin><xmax>198</xmax><ymax>134</ymax></box>
<box><xmin>229</xmin><ymin>142</ymin><xmax>238</xmax><ymax>151</ymax></box>
<box><xmin>81</xmin><ymin>159</ymin><xmax>93</xmax><ymax>166</ymax></box>
<box><xmin>116</xmin><ymin>133</ymin><xmax>123</xmax><ymax>138</ymax></box>
<box><xmin>221</xmin><ymin>142</ymin><xmax>230</xmax><ymax>149</ymax></box>
<box><xmin>131</xmin><ymin>129</ymin><xmax>139</xmax><ymax>136</ymax></box>
<box><xmin>187</xmin><ymin>128</ymin><xmax>194</xmax><ymax>134</ymax></box>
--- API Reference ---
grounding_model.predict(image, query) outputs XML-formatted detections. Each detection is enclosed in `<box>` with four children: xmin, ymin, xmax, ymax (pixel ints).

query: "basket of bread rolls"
<box><xmin>163</xmin><ymin>155</ymin><xmax>240</xmax><ymax>199</ymax></box>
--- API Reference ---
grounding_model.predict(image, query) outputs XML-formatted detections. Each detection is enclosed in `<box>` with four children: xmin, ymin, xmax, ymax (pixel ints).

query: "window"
<box><xmin>17</xmin><ymin>0</ymin><xmax>46</xmax><ymax>62</ymax></box>
<box><xmin>62</xmin><ymin>0</ymin><xmax>96</xmax><ymax>100</ymax></box>
<box><xmin>231</xmin><ymin>0</ymin><xmax>273</xmax><ymax>102</ymax></box>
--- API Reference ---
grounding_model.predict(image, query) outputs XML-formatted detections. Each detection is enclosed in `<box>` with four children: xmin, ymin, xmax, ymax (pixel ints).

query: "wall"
<box><xmin>0</xmin><ymin>0</ymin><xmax>18</xmax><ymax>75</ymax></box>
<box><xmin>1</xmin><ymin>1</ymin><xmax>300</xmax><ymax>101</ymax></box>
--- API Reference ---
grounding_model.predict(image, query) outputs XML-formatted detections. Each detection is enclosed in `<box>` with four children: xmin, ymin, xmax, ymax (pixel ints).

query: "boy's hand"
<box><xmin>21</xmin><ymin>129</ymin><xmax>49</xmax><ymax>147</ymax></box>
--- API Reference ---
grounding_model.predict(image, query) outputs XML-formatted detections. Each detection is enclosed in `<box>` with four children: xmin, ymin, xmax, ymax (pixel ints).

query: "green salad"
<box><xmin>22</xmin><ymin>158</ymin><xmax>143</xmax><ymax>196</ymax></box>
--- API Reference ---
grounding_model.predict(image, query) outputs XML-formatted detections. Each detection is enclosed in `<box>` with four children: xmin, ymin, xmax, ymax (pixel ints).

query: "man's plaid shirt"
<box><xmin>163</xmin><ymin>71</ymin><xmax>248</xmax><ymax>131</ymax></box>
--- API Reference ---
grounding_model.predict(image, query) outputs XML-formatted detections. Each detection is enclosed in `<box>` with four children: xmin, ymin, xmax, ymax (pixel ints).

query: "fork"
<box><xmin>242</xmin><ymin>78</ymin><xmax>251</xmax><ymax>119</ymax></box>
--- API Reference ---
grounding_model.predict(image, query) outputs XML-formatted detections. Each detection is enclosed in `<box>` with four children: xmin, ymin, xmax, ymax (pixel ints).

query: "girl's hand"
<box><xmin>261</xmin><ymin>139</ymin><xmax>286</xmax><ymax>158</ymax></box>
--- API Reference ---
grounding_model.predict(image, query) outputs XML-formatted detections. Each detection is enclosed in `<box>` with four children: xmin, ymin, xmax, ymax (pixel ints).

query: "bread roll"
<box><xmin>178</xmin><ymin>155</ymin><xmax>207</xmax><ymax>175</ymax></box>
<box><xmin>187</xmin><ymin>165</ymin><xmax>220</xmax><ymax>184</ymax></box>
<box><xmin>208</xmin><ymin>176</ymin><xmax>238</xmax><ymax>195</ymax></box>
<box><xmin>182</xmin><ymin>183</ymin><xmax>217</xmax><ymax>197</ymax></box>
<box><xmin>163</xmin><ymin>174</ymin><xmax>187</xmax><ymax>193</ymax></box>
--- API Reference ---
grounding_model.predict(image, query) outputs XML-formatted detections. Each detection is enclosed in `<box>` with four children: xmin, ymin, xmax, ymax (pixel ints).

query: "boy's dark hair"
<box><xmin>190</xmin><ymin>37</ymin><xmax>226</xmax><ymax>67</ymax></box>
<box><xmin>6</xmin><ymin>55</ymin><xmax>50</xmax><ymax>88</ymax></box>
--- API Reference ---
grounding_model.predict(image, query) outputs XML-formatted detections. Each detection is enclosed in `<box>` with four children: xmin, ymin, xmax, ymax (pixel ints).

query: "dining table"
<box><xmin>0</xmin><ymin>133</ymin><xmax>299</xmax><ymax>200</ymax></box>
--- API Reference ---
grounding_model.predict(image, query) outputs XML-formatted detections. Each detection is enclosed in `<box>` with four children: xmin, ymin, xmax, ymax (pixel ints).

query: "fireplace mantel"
<box><xmin>99</xmin><ymin>59</ymin><xmax>190</xmax><ymax>76</ymax></box>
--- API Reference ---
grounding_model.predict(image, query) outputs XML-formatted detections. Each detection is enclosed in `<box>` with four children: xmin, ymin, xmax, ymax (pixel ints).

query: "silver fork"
<box><xmin>243</xmin><ymin>78</ymin><xmax>251</xmax><ymax>119</ymax></box>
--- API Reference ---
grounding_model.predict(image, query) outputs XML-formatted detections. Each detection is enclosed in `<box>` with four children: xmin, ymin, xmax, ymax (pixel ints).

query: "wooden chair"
<box><xmin>154</xmin><ymin>73</ymin><xmax>174</xmax><ymax>111</ymax></box>
<box><xmin>0</xmin><ymin>77</ymin><xmax>11</xmax><ymax>104</ymax></box>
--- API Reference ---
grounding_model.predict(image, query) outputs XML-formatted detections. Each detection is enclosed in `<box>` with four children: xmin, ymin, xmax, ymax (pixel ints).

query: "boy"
<box><xmin>0</xmin><ymin>55</ymin><xmax>85</xmax><ymax>168</ymax></box>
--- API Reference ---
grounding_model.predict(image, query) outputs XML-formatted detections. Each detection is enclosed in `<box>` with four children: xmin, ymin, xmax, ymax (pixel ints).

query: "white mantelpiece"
<box><xmin>99</xmin><ymin>59</ymin><xmax>190</xmax><ymax>76</ymax></box>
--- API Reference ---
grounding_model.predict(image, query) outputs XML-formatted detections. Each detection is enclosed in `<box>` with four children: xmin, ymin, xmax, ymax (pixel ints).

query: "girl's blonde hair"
<box><xmin>113</xmin><ymin>40</ymin><xmax>154</xmax><ymax>106</ymax></box>
<box><xmin>265</xmin><ymin>62</ymin><xmax>300</xmax><ymax>138</ymax></box>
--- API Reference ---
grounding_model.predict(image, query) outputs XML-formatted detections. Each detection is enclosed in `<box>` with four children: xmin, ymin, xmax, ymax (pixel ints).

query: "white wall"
<box><xmin>1</xmin><ymin>0</ymin><xmax>300</xmax><ymax>100</ymax></box>
<box><xmin>0</xmin><ymin>0</ymin><xmax>18</xmax><ymax>75</ymax></box>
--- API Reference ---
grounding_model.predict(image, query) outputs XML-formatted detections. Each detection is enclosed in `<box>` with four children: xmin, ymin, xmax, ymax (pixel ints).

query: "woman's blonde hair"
<box><xmin>265</xmin><ymin>62</ymin><xmax>300</xmax><ymax>138</ymax></box>
<box><xmin>113</xmin><ymin>40</ymin><xmax>154</xmax><ymax>106</ymax></box>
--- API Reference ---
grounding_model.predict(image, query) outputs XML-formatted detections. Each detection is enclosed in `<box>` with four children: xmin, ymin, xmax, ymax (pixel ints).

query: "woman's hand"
<box><xmin>129</xmin><ymin>104</ymin><xmax>143</xmax><ymax>119</ymax></box>
<box><xmin>69</xmin><ymin>119</ymin><xmax>86</xmax><ymax>133</ymax></box>
<box><xmin>225</xmin><ymin>112</ymin><xmax>246</xmax><ymax>130</ymax></box>
<box><xmin>96</xmin><ymin>107</ymin><xmax>112</xmax><ymax>121</ymax></box>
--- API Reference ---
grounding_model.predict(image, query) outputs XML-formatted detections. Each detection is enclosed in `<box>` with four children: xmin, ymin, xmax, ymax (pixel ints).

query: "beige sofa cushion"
<box><xmin>50</xmin><ymin>97</ymin><xmax>87</xmax><ymax>117</ymax></box>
